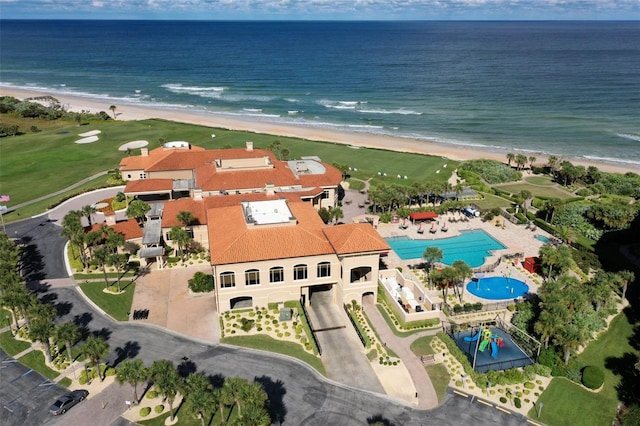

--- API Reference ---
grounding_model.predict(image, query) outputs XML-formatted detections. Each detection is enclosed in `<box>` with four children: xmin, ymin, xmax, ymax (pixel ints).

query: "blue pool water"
<box><xmin>385</xmin><ymin>229</ymin><xmax>505</xmax><ymax>268</ymax></box>
<box><xmin>535</xmin><ymin>234</ymin><xmax>551</xmax><ymax>243</ymax></box>
<box><xmin>466</xmin><ymin>277</ymin><xmax>529</xmax><ymax>300</ymax></box>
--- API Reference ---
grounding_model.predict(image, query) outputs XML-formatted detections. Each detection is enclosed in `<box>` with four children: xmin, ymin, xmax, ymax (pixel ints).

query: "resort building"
<box><xmin>115</xmin><ymin>141</ymin><xmax>390</xmax><ymax>311</ymax></box>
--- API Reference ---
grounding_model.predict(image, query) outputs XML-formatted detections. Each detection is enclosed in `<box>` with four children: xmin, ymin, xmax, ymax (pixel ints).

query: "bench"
<box><xmin>421</xmin><ymin>354</ymin><xmax>436</xmax><ymax>365</ymax></box>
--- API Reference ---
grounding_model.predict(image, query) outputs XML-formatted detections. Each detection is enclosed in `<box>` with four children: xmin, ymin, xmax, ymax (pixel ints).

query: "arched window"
<box><xmin>245</xmin><ymin>269</ymin><xmax>260</xmax><ymax>286</ymax></box>
<box><xmin>350</xmin><ymin>266</ymin><xmax>372</xmax><ymax>283</ymax></box>
<box><xmin>293</xmin><ymin>264</ymin><xmax>308</xmax><ymax>281</ymax></box>
<box><xmin>220</xmin><ymin>271</ymin><xmax>236</xmax><ymax>288</ymax></box>
<box><xmin>317</xmin><ymin>262</ymin><xmax>331</xmax><ymax>278</ymax></box>
<box><xmin>270</xmin><ymin>266</ymin><xmax>284</xmax><ymax>283</ymax></box>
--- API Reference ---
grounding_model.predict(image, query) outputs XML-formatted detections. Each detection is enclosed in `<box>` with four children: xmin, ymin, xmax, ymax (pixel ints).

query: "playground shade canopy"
<box><xmin>409</xmin><ymin>212</ymin><xmax>438</xmax><ymax>221</ymax></box>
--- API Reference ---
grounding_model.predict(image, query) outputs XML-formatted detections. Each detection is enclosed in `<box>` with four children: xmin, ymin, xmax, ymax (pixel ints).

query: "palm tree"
<box><xmin>29</xmin><ymin>319</ymin><xmax>55</xmax><ymax>364</ymax></box>
<box><xmin>214</xmin><ymin>386</ymin><xmax>235</xmax><ymax>424</ymax></box>
<box><xmin>151</xmin><ymin>360</ymin><xmax>181</xmax><ymax>422</ymax></box>
<box><xmin>422</xmin><ymin>246</ymin><xmax>443</xmax><ymax>273</ymax></box>
<box><xmin>93</xmin><ymin>247</ymin><xmax>110</xmax><ymax>288</ymax></box>
<box><xmin>240</xmin><ymin>403</ymin><xmax>271</xmax><ymax>426</ymax></box>
<box><xmin>81</xmin><ymin>204</ymin><xmax>97</xmax><ymax>227</ymax></box>
<box><xmin>452</xmin><ymin>260</ymin><xmax>473</xmax><ymax>302</ymax></box>
<box><xmin>81</xmin><ymin>336</ymin><xmax>110</xmax><ymax>382</ymax></box>
<box><xmin>223</xmin><ymin>377</ymin><xmax>248</xmax><ymax>418</ymax></box>
<box><xmin>55</xmin><ymin>322</ymin><xmax>81</xmax><ymax>363</ymax></box>
<box><xmin>506</xmin><ymin>153</ymin><xmax>515</xmax><ymax>166</ymax></box>
<box><xmin>240</xmin><ymin>381</ymin><xmax>268</xmax><ymax>416</ymax></box>
<box><xmin>330</xmin><ymin>206</ymin><xmax>344</xmax><ymax>224</ymax></box>
<box><xmin>515</xmin><ymin>154</ymin><xmax>528</xmax><ymax>171</ymax></box>
<box><xmin>454</xmin><ymin>182</ymin><xmax>464</xmax><ymax>201</ymax></box>
<box><xmin>169</xmin><ymin>226</ymin><xmax>191</xmax><ymax>262</ymax></box>
<box><xmin>126</xmin><ymin>199</ymin><xmax>151</xmax><ymax>225</ymax></box>
<box><xmin>106</xmin><ymin>231</ymin><xmax>125</xmax><ymax>254</ymax></box>
<box><xmin>184</xmin><ymin>373</ymin><xmax>214</xmax><ymax>426</ymax></box>
<box><xmin>528</xmin><ymin>156</ymin><xmax>537</xmax><ymax>170</ymax></box>
<box><xmin>109</xmin><ymin>105</ymin><xmax>117</xmax><ymax>119</ymax></box>
<box><xmin>116</xmin><ymin>359</ymin><xmax>148</xmax><ymax>404</ymax></box>
<box><xmin>617</xmin><ymin>270</ymin><xmax>635</xmax><ymax>300</ymax></box>
<box><xmin>177</xmin><ymin>210</ymin><xmax>195</xmax><ymax>230</ymax></box>
<box><xmin>109</xmin><ymin>253</ymin><xmax>129</xmax><ymax>292</ymax></box>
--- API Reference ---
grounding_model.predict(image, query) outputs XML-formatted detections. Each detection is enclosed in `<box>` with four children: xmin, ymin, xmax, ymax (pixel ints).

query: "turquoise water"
<box><xmin>535</xmin><ymin>235</ymin><xmax>551</xmax><ymax>243</ymax></box>
<box><xmin>385</xmin><ymin>229</ymin><xmax>505</xmax><ymax>268</ymax></box>
<box><xmin>466</xmin><ymin>277</ymin><xmax>529</xmax><ymax>300</ymax></box>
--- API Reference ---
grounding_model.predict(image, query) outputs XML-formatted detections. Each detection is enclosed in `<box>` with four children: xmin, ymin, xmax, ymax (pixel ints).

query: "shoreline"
<box><xmin>2</xmin><ymin>86</ymin><xmax>637</xmax><ymax>175</ymax></box>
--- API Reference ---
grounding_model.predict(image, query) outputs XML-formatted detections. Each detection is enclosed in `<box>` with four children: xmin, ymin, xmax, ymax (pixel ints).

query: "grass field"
<box><xmin>494</xmin><ymin>182</ymin><xmax>574</xmax><ymax>199</ymax></box>
<box><xmin>18</xmin><ymin>349</ymin><xmax>60</xmax><ymax>380</ymax></box>
<box><xmin>524</xmin><ymin>175</ymin><xmax>555</xmax><ymax>186</ymax></box>
<box><xmin>530</xmin><ymin>313</ymin><xmax>635</xmax><ymax>425</ymax></box>
<box><xmin>79</xmin><ymin>280</ymin><xmax>136</xmax><ymax>321</ymax></box>
<box><xmin>220</xmin><ymin>334</ymin><xmax>325</xmax><ymax>376</ymax></box>
<box><xmin>1</xmin><ymin>116</ymin><xmax>456</xmax><ymax>215</ymax></box>
<box><xmin>473</xmin><ymin>192</ymin><xmax>514</xmax><ymax>210</ymax></box>
<box><xmin>0</xmin><ymin>331</ymin><xmax>32</xmax><ymax>356</ymax></box>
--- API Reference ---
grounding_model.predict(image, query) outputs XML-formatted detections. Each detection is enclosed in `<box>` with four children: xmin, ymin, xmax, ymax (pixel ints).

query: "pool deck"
<box><xmin>373</xmin><ymin>210</ymin><xmax>549</xmax><ymax>304</ymax></box>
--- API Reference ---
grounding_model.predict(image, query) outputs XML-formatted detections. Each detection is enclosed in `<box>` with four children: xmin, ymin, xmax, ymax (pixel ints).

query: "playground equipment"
<box><xmin>464</xmin><ymin>326</ymin><xmax>504</xmax><ymax>359</ymax></box>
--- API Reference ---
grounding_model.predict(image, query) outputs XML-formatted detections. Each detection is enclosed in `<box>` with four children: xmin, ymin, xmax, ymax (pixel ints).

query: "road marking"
<box><xmin>496</xmin><ymin>406</ymin><xmax>511</xmax><ymax>414</ymax></box>
<box><xmin>453</xmin><ymin>390</ymin><xmax>469</xmax><ymax>398</ymax></box>
<box><xmin>477</xmin><ymin>399</ymin><xmax>493</xmax><ymax>407</ymax></box>
<box><xmin>527</xmin><ymin>420</ymin><xmax>544</xmax><ymax>426</ymax></box>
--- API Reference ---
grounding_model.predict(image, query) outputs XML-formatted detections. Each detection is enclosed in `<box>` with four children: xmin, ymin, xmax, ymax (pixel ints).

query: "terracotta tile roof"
<box><xmin>208</xmin><ymin>201</ymin><xmax>334</xmax><ymax>265</ymax></box>
<box><xmin>86</xmin><ymin>219</ymin><xmax>143</xmax><ymax>241</ymax></box>
<box><xmin>119</xmin><ymin>145</ymin><xmax>206</xmax><ymax>171</ymax></box>
<box><xmin>323</xmin><ymin>223</ymin><xmax>391</xmax><ymax>255</ymax></box>
<box><xmin>161</xmin><ymin>198</ymin><xmax>208</xmax><ymax>228</ymax></box>
<box><xmin>124</xmin><ymin>179</ymin><xmax>173</xmax><ymax>193</ymax></box>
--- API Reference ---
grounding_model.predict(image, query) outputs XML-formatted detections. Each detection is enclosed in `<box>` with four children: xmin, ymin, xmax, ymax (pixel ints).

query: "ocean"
<box><xmin>1</xmin><ymin>20</ymin><xmax>639</xmax><ymax>167</ymax></box>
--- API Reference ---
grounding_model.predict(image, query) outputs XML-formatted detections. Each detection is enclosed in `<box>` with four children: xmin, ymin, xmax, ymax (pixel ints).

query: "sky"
<box><xmin>1</xmin><ymin>0</ymin><xmax>639</xmax><ymax>20</ymax></box>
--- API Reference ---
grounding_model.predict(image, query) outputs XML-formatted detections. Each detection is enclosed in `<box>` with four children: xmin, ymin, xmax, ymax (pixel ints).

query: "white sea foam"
<box><xmin>285</xmin><ymin>98</ymin><xmax>300</xmax><ymax>103</ymax></box>
<box><xmin>243</xmin><ymin>108</ymin><xmax>262</xmax><ymax>112</ymax></box>
<box><xmin>359</xmin><ymin>108</ymin><xmax>422</xmax><ymax>115</ymax></box>
<box><xmin>616</xmin><ymin>133</ymin><xmax>640</xmax><ymax>142</ymax></box>
<box><xmin>583</xmin><ymin>155</ymin><xmax>640</xmax><ymax>166</ymax></box>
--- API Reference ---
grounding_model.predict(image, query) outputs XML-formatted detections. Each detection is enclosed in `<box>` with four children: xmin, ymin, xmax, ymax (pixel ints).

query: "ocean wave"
<box><xmin>359</xmin><ymin>108</ymin><xmax>422</xmax><ymax>115</ymax></box>
<box><xmin>243</xmin><ymin>108</ymin><xmax>262</xmax><ymax>113</ymax></box>
<box><xmin>161</xmin><ymin>83</ymin><xmax>225</xmax><ymax>98</ymax></box>
<box><xmin>583</xmin><ymin>155</ymin><xmax>640</xmax><ymax>166</ymax></box>
<box><xmin>616</xmin><ymin>133</ymin><xmax>640</xmax><ymax>142</ymax></box>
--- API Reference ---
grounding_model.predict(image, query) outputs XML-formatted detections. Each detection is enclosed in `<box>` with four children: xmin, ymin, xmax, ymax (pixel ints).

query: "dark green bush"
<box><xmin>582</xmin><ymin>366</ymin><xmax>605</xmax><ymax>389</ymax></box>
<box><xmin>499</xmin><ymin>396</ymin><xmax>508</xmax><ymax>404</ymax></box>
<box><xmin>188</xmin><ymin>271</ymin><xmax>214</xmax><ymax>293</ymax></box>
<box><xmin>514</xmin><ymin>397</ymin><xmax>522</xmax><ymax>408</ymax></box>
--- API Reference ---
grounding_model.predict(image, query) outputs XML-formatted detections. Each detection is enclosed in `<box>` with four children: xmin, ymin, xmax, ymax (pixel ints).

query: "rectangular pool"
<box><xmin>385</xmin><ymin>229</ymin><xmax>506</xmax><ymax>268</ymax></box>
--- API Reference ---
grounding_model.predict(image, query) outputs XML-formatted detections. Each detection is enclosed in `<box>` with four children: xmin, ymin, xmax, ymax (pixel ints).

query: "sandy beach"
<box><xmin>2</xmin><ymin>86</ymin><xmax>637</xmax><ymax>175</ymax></box>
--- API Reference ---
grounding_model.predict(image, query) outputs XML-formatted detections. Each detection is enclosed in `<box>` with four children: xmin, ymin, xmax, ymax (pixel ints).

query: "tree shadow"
<box><xmin>605</xmin><ymin>352</ymin><xmax>640</xmax><ymax>407</ymax></box>
<box><xmin>74</xmin><ymin>312</ymin><xmax>93</xmax><ymax>328</ymax></box>
<box><xmin>367</xmin><ymin>414</ymin><xmax>396</xmax><ymax>426</ymax></box>
<box><xmin>53</xmin><ymin>301</ymin><xmax>73</xmax><ymax>318</ymax></box>
<box><xmin>113</xmin><ymin>341</ymin><xmax>141</xmax><ymax>367</ymax></box>
<box><xmin>177</xmin><ymin>359</ymin><xmax>197</xmax><ymax>378</ymax></box>
<box><xmin>208</xmin><ymin>373</ymin><xmax>225</xmax><ymax>389</ymax></box>
<box><xmin>90</xmin><ymin>327</ymin><xmax>112</xmax><ymax>341</ymax></box>
<box><xmin>254</xmin><ymin>375</ymin><xmax>287</xmax><ymax>425</ymax></box>
<box><xmin>20</xmin><ymin>241</ymin><xmax>46</xmax><ymax>282</ymax></box>
<box><xmin>25</xmin><ymin>280</ymin><xmax>52</xmax><ymax>294</ymax></box>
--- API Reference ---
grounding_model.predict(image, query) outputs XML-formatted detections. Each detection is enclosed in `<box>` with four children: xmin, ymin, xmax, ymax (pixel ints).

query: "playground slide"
<box><xmin>464</xmin><ymin>332</ymin><xmax>480</xmax><ymax>342</ymax></box>
<box><xmin>491</xmin><ymin>341</ymin><xmax>499</xmax><ymax>358</ymax></box>
<box><xmin>479</xmin><ymin>339</ymin><xmax>490</xmax><ymax>352</ymax></box>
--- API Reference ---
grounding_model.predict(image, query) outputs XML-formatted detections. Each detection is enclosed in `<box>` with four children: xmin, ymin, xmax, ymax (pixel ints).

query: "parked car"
<box><xmin>49</xmin><ymin>389</ymin><xmax>89</xmax><ymax>415</ymax></box>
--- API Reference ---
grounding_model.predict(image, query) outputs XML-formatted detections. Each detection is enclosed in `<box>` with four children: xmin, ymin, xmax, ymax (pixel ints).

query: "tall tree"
<box><xmin>55</xmin><ymin>321</ymin><xmax>81</xmax><ymax>363</ymax></box>
<box><xmin>184</xmin><ymin>373</ymin><xmax>214</xmax><ymax>426</ymax></box>
<box><xmin>109</xmin><ymin>253</ymin><xmax>129</xmax><ymax>292</ymax></box>
<box><xmin>126</xmin><ymin>199</ymin><xmax>151</xmax><ymax>225</ymax></box>
<box><xmin>151</xmin><ymin>360</ymin><xmax>181</xmax><ymax>422</ymax></box>
<box><xmin>223</xmin><ymin>377</ymin><xmax>249</xmax><ymax>418</ymax></box>
<box><xmin>81</xmin><ymin>336</ymin><xmax>110</xmax><ymax>382</ymax></box>
<box><xmin>506</xmin><ymin>153</ymin><xmax>515</xmax><ymax>166</ymax></box>
<box><xmin>214</xmin><ymin>386</ymin><xmax>235</xmax><ymax>424</ymax></box>
<box><xmin>330</xmin><ymin>206</ymin><xmax>344</xmax><ymax>224</ymax></box>
<box><xmin>452</xmin><ymin>260</ymin><xmax>473</xmax><ymax>302</ymax></box>
<box><xmin>81</xmin><ymin>204</ymin><xmax>97</xmax><ymax>227</ymax></box>
<box><xmin>93</xmin><ymin>247</ymin><xmax>110</xmax><ymax>288</ymax></box>
<box><xmin>423</xmin><ymin>246</ymin><xmax>443</xmax><ymax>273</ymax></box>
<box><xmin>169</xmin><ymin>226</ymin><xmax>191</xmax><ymax>262</ymax></box>
<box><xmin>116</xmin><ymin>359</ymin><xmax>148</xmax><ymax>404</ymax></box>
<box><xmin>528</xmin><ymin>156</ymin><xmax>537</xmax><ymax>169</ymax></box>
<box><xmin>29</xmin><ymin>318</ymin><xmax>55</xmax><ymax>364</ymax></box>
<box><xmin>177</xmin><ymin>210</ymin><xmax>195</xmax><ymax>230</ymax></box>
<box><xmin>616</xmin><ymin>270</ymin><xmax>636</xmax><ymax>301</ymax></box>
<box><xmin>61</xmin><ymin>210</ymin><xmax>88</xmax><ymax>268</ymax></box>
<box><xmin>109</xmin><ymin>105</ymin><xmax>117</xmax><ymax>118</ymax></box>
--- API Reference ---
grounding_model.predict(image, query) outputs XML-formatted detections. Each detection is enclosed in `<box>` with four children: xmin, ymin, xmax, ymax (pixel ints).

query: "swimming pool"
<box><xmin>466</xmin><ymin>276</ymin><xmax>529</xmax><ymax>300</ymax></box>
<box><xmin>535</xmin><ymin>234</ymin><xmax>551</xmax><ymax>243</ymax></box>
<box><xmin>385</xmin><ymin>229</ymin><xmax>505</xmax><ymax>268</ymax></box>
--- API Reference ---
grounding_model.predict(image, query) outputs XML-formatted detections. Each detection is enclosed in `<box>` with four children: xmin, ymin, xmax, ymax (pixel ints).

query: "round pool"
<box><xmin>466</xmin><ymin>277</ymin><xmax>529</xmax><ymax>300</ymax></box>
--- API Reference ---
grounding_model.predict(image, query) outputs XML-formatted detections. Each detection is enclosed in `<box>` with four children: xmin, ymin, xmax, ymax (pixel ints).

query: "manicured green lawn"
<box><xmin>473</xmin><ymin>192</ymin><xmax>513</xmax><ymax>210</ymax></box>
<box><xmin>524</xmin><ymin>175</ymin><xmax>555</xmax><ymax>186</ymax></box>
<box><xmin>138</xmin><ymin>404</ymin><xmax>240</xmax><ymax>426</ymax></box>
<box><xmin>18</xmin><ymin>349</ymin><xmax>60</xmax><ymax>380</ymax></box>
<box><xmin>79</xmin><ymin>280</ymin><xmax>136</xmax><ymax>321</ymax></box>
<box><xmin>1</xmin><ymin>117</ymin><xmax>456</xmax><ymax>218</ymax></box>
<box><xmin>0</xmin><ymin>331</ymin><xmax>32</xmax><ymax>356</ymax></box>
<box><xmin>426</xmin><ymin>363</ymin><xmax>450</xmax><ymax>403</ymax></box>
<box><xmin>221</xmin><ymin>334</ymin><xmax>325</xmax><ymax>376</ymax></box>
<box><xmin>493</xmin><ymin>182</ymin><xmax>574</xmax><ymax>199</ymax></box>
<box><xmin>409</xmin><ymin>336</ymin><xmax>436</xmax><ymax>356</ymax></box>
<box><xmin>530</xmin><ymin>314</ymin><xmax>635</xmax><ymax>425</ymax></box>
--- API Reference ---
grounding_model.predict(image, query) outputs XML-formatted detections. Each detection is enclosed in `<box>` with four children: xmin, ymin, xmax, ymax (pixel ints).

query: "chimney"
<box><xmin>265</xmin><ymin>183</ymin><xmax>275</xmax><ymax>196</ymax></box>
<box><xmin>246</xmin><ymin>141</ymin><xmax>253</xmax><ymax>151</ymax></box>
<box><xmin>141</xmin><ymin>147</ymin><xmax>149</xmax><ymax>157</ymax></box>
<box><xmin>105</xmin><ymin>211</ymin><xmax>116</xmax><ymax>226</ymax></box>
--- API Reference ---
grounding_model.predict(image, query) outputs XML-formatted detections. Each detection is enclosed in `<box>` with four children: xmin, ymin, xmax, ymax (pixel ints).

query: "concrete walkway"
<box><xmin>363</xmin><ymin>300</ymin><xmax>439</xmax><ymax>409</ymax></box>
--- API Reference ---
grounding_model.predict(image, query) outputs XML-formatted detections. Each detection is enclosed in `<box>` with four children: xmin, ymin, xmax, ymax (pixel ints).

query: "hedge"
<box><xmin>582</xmin><ymin>365</ymin><xmax>604</xmax><ymax>389</ymax></box>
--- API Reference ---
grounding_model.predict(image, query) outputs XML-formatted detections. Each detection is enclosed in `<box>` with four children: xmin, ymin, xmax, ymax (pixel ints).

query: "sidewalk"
<box><xmin>363</xmin><ymin>301</ymin><xmax>439</xmax><ymax>409</ymax></box>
